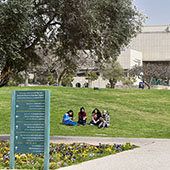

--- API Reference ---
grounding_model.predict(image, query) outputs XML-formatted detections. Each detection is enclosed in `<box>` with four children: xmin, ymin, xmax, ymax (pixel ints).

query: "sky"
<box><xmin>134</xmin><ymin>0</ymin><xmax>170</xmax><ymax>25</ymax></box>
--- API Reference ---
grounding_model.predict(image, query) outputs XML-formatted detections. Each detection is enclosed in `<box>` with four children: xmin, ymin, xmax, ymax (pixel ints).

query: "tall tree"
<box><xmin>0</xmin><ymin>0</ymin><xmax>35</xmax><ymax>87</ymax></box>
<box><xmin>0</xmin><ymin>0</ymin><xmax>144</xmax><ymax>87</ymax></box>
<box><xmin>101</xmin><ymin>60</ymin><xmax>124</xmax><ymax>88</ymax></box>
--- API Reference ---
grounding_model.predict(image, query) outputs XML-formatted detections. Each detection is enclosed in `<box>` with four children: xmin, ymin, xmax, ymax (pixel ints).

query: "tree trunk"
<box><xmin>0</xmin><ymin>66</ymin><xmax>10</xmax><ymax>87</ymax></box>
<box><xmin>33</xmin><ymin>72</ymin><xmax>38</xmax><ymax>83</ymax></box>
<box><xmin>57</xmin><ymin>69</ymin><xmax>67</xmax><ymax>86</ymax></box>
<box><xmin>109</xmin><ymin>80</ymin><xmax>116</xmax><ymax>88</ymax></box>
<box><xmin>143</xmin><ymin>81</ymin><xmax>151</xmax><ymax>89</ymax></box>
<box><xmin>24</xmin><ymin>71</ymin><xmax>29</xmax><ymax>86</ymax></box>
<box><xmin>88</xmin><ymin>79</ymin><xmax>92</xmax><ymax>88</ymax></box>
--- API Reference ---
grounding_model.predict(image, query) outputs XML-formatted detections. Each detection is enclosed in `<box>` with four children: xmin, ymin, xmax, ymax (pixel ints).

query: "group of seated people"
<box><xmin>62</xmin><ymin>107</ymin><xmax>110</xmax><ymax>129</ymax></box>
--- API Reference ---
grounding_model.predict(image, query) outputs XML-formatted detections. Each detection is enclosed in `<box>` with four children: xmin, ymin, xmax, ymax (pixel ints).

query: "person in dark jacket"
<box><xmin>77</xmin><ymin>107</ymin><xmax>87</xmax><ymax>126</ymax></box>
<box><xmin>90</xmin><ymin>108</ymin><xmax>101</xmax><ymax>126</ymax></box>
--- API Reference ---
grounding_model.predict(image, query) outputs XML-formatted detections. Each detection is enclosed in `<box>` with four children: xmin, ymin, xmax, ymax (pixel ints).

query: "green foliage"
<box><xmin>101</xmin><ymin>61</ymin><xmax>124</xmax><ymax>88</ymax></box>
<box><xmin>0</xmin><ymin>0</ymin><xmax>34</xmax><ymax>69</ymax></box>
<box><xmin>85</xmin><ymin>71</ymin><xmax>98</xmax><ymax>81</ymax></box>
<box><xmin>7</xmin><ymin>81</ymin><xmax>18</xmax><ymax>87</ymax></box>
<box><xmin>62</xmin><ymin>72</ymin><xmax>74</xmax><ymax>86</ymax></box>
<box><xmin>0</xmin><ymin>0</ymin><xmax>144</xmax><ymax>87</ymax></box>
<box><xmin>1</xmin><ymin>86</ymin><xmax>170</xmax><ymax>139</ymax></box>
<box><xmin>122</xmin><ymin>77</ymin><xmax>136</xmax><ymax>86</ymax></box>
<box><xmin>44</xmin><ymin>73</ymin><xmax>57</xmax><ymax>85</ymax></box>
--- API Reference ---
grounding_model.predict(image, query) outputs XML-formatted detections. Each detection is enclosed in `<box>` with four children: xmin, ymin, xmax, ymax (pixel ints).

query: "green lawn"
<box><xmin>0</xmin><ymin>86</ymin><xmax>170</xmax><ymax>138</ymax></box>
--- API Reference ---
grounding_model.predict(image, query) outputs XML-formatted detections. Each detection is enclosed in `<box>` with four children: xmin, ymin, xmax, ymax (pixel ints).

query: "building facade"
<box><xmin>72</xmin><ymin>25</ymin><xmax>170</xmax><ymax>88</ymax></box>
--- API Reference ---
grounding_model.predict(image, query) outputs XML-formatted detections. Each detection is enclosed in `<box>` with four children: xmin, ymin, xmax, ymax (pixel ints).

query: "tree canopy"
<box><xmin>0</xmin><ymin>0</ymin><xmax>144</xmax><ymax>87</ymax></box>
<box><xmin>101</xmin><ymin>60</ymin><xmax>124</xmax><ymax>88</ymax></box>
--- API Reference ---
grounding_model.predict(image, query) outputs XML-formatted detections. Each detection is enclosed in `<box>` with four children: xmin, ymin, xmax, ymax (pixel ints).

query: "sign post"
<box><xmin>9</xmin><ymin>91</ymin><xmax>50</xmax><ymax>170</ymax></box>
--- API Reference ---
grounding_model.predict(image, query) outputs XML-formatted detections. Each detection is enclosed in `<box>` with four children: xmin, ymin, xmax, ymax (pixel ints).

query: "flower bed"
<box><xmin>0</xmin><ymin>141</ymin><xmax>137</xmax><ymax>169</ymax></box>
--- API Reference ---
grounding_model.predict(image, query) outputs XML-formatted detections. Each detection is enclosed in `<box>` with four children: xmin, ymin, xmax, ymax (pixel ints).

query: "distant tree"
<box><xmin>129</xmin><ymin>64</ymin><xmax>154</xmax><ymax>89</ymax></box>
<box><xmin>61</xmin><ymin>72</ymin><xmax>74</xmax><ymax>87</ymax></box>
<box><xmin>153</xmin><ymin>63</ymin><xmax>170</xmax><ymax>84</ymax></box>
<box><xmin>0</xmin><ymin>0</ymin><xmax>144</xmax><ymax>87</ymax></box>
<box><xmin>101</xmin><ymin>60</ymin><xmax>124</xmax><ymax>88</ymax></box>
<box><xmin>34</xmin><ymin>49</ymin><xmax>88</xmax><ymax>86</ymax></box>
<box><xmin>44</xmin><ymin>73</ymin><xmax>57</xmax><ymax>85</ymax></box>
<box><xmin>129</xmin><ymin>63</ymin><xmax>170</xmax><ymax>89</ymax></box>
<box><xmin>122</xmin><ymin>77</ymin><xmax>136</xmax><ymax>86</ymax></box>
<box><xmin>85</xmin><ymin>71</ymin><xmax>98</xmax><ymax>88</ymax></box>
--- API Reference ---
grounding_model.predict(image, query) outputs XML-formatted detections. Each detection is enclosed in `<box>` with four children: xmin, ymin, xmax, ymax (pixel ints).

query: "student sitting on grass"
<box><xmin>98</xmin><ymin>110</ymin><xmax>110</xmax><ymax>128</ymax></box>
<box><xmin>77</xmin><ymin>107</ymin><xmax>87</xmax><ymax>126</ymax></box>
<box><xmin>62</xmin><ymin>110</ymin><xmax>77</xmax><ymax>126</ymax></box>
<box><xmin>90</xmin><ymin>108</ymin><xmax>101</xmax><ymax>126</ymax></box>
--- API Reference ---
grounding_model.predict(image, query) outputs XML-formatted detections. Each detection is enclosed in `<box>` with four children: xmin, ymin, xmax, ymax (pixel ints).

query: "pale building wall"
<box><xmin>72</xmin><ymin>77</ymin><xmax>87</xmax><ymax>88</ymax></box>
<box><xmin>129</xmin><ymin>25</ymin><xmax>170</xmax><ymax>61</ymax></box>
<box><xmin>130</xmin><ymin>50</ymin><xmax>143</xmax><ymax>67</ymax></box>
<box><xmin>118</xmin><ymin>49</ymin><xmax>142</xmax><ymax>69</ymax></box>
<box><xmin>91</xmin><ymin>76</ymin><xmax>109</xmax><ymax>88</ymax></box>
<box><xmin>118</xmin><ymin>49</ymin><xmax>131</xmax><ymax>69</ymax></box>
<box><xmin>72</xmin><ymin>76</ymin><xmax>109</xmax><ymax>88</ymax></box>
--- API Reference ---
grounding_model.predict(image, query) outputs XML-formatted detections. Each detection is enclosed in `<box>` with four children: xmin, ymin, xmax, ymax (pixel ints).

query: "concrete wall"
<box><xmin>129</xmin><ymin>25</ymin><xmax>170</xmax><ymax>61</ymax></box>
<box><xmin>72</xmin><ymin>75</ymin><xmax>109</xmax><ymax>88</ymax></box>
<box><xmin>118</xmin><ymin>49</ymin><xmax>142</xmax><ymax>69</ymax></box>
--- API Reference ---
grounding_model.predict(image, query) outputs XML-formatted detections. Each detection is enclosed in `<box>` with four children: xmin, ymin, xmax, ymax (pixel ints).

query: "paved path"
<box><xmin>1</xmin><ymin>135</ymin><xmax>170</xmax><ymax>170</ymax></box>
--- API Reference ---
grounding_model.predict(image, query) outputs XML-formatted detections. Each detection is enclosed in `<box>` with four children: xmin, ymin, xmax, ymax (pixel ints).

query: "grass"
<box><xmin>0</xmin><ymin>86</ymin><xmax>170</xmax><ymax>138</ymax></box>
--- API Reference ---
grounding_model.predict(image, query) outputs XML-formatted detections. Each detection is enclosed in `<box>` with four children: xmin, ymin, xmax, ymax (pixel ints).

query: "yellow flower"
<box><xmin>50</xmin><ymin>162</ymin><xmax>55</xmax><ymax>166</ymax></box>
<box><xmin>19</xmin><ymin>160</ymin><xmax>26</xmax><ymax>164</ymax></box>
<box><xmin>95</xmin><ymin>147</ymin><xmax>98</xmax><ymax>150</ymax></box>
<box><xmin>106</xmin><ymin>148</ymin><xmax>112</xmax><ymax>152</ymax></box>
<box><xmin>56</xmin><ymin>153</ymin><xmax>61</xmax><ymax>157</ymax></box>
<box><xmin>64</xmin><ymin>156</ymin><xmax>68</xmax><ymax>161</ymax></box>
<box><xmin>15</xmin><ymin>155</ymin><xmax>21</xmax><ymax>160</ymax></box>
<box><xmin>5</xmin><ymin>160</ymin><xmax>9</xmax><ymax>165</ymax></box>
<box><xmin>82</xmin><ymin>151</ymin><xmax>87</xmax><ymax>157</ymax></box>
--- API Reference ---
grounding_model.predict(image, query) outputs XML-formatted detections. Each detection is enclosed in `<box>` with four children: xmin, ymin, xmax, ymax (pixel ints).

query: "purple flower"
<box><xmin>72</xmin><ymin>158</ymin><xmax>75</xmax><ymax>162</ymax></box>
<box><xmin>64</xmin><ymin>163</ymin><xmax>67</xmax><ymax>166</ymax></box>
<box><xmin>49</xmin><ymin>157</ymin><xmax>54</xmax><ymax>161</ymax></box>
<box><xmin>89</xmin><ymin>153</ymin><xmax>95</xmax><ymax>158</ymax></box>
<box><xmin>52</xmin><ymin>149</ymin><xmax>56</xmax><ymax>153</ymax></box>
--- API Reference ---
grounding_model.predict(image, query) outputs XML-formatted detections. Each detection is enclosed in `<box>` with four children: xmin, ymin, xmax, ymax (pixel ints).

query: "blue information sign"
<box><xmin>9</xmin><ymin>91</ymin><xmax>50</xmax><ymax>170</ymax></box>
